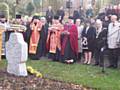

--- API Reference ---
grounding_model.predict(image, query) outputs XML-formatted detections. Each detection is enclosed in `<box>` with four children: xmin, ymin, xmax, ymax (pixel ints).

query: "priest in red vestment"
<box><xmin>29</xmin><ymin>16</ymin><xmax>43</xmax><ymax>60</ymax></box>
<box><xmin>46</xmin><ymin>15</ymin><xmax>63</xmax><ymax>61</ymax></box>
<box><xmin>61</xmin><ymin>16</ymin><xmax>78</xmax><ymax>64</ymax></box>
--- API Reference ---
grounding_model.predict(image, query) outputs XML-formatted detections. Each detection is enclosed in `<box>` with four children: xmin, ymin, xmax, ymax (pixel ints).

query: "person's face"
<box><xmin>16</xmin><ymin>18</ymin><xmax>22</xmax><ymax>24</ymax></box>
<box><xmin>28</xmin><ymin>17</ymin><xmax>32</xmax><ymax>22</ymax></box>
<box><xmin>68</xmin><ymin>19</ymin><xmax>74</xmax><ymax>24</ymax></box>
<box><xmin>33</xmin><ymin>19</ymin><xmax>39</xmax><ymax>25</ymax></box>
<box><xmin>76</xmin><ymin>19</ymin><xmax>81</xmax><ymax>26</ymax></box>
<box><xmin>60</xmin><ymin>6</ymin><xmax>63</xmax><ymax>10</ymax></box>
<box><xmin>91</xmin><ymin>18</ymin><xmax>95</xmax><ymax>24</ymax></box>
<box><xmin>114</xmin><ymin>5</ymin><xmax>117</xmax><ymax>9</ymax></box>
<box><xmin>111</xmin><ymin>16</ymin><xmax>117</xmax><ymax>23</ymax></box>
<box><xmin>54</xmin><ymin>19</ymin><xmax>59</xmax><ymax>24</ymax></box>
<box><xmin>0</xmin><ymin>18</ymin><xmax>6</xmax><ymax>23</ymax></box>
<box><xmin>81</xmin><ymin>7</ymin><xmax>83</xmax><ymax>10</ymax></box>
<box><xmin>33</xmin><ymin>19</ymin><xmax>39</xmax><ymax>22</ymax></box>
<box><xmin>86</xmin><ymin>22</ymin><xmax>90</xmax><ymax>26</ymax></box>
<box><xmin>105</xmin><ymin>16</ymin><xmax>109</xmax><ymax>21</ymax></box>
<box><xmin>41</xmin><ymin>19</ymin><xmax>46</xmax><ymax>25</ymax></box>
<box><xmin>52</xmin><ymin>19</ymin><xmax>55</xmax><ymax>24</ymax></box>
<box><xmin>96</xmin><ymin>23</ymin><xmax>102</xmax><ymax>28</ymax></box>
<box><xmin>48</xmin><ymin>6</ymin><xmax>52</xmax><ymax>10</ymax></box>
<box><xmin>109</xmin><ymin>5</ymin><xmax>113</xmax><ymax>9</ymax></box>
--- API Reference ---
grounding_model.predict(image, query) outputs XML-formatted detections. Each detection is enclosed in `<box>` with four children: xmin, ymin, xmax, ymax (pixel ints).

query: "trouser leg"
<box><xmin>113</xmin><ymin>49</ymin><xmax>118</xmax><ymax>68</ymax></box>
<box><xmin>100</xmin><ymin>51</ymin><xmax>104</xmax><ymax>66</ymax></box>
<box><xmin>94</xmin><ymin>49</ymin><xmax>100</xmax><ymax>65</ymax></box>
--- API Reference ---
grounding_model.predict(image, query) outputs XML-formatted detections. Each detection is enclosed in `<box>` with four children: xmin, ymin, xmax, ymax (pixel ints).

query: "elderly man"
<box><xmin>107</xmin><ymin>15</ymin><xmax>120</xmax><ymax>68</ymax></box>
<box><xmin>40</xmin><ymin>17</ymin><xmax>49</xmax><ymax>56</ymax></box>
<box><xmin>94</xmin><ymin>19</ymin><xmax>108</xmax><ymax>66</ymax></box>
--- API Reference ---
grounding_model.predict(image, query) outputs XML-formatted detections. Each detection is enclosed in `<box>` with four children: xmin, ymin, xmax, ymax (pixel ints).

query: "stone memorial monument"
<box><xmin>6</xmin><ymin>25</ymin><xmax>28</xmax><ymax>76</ymax></box>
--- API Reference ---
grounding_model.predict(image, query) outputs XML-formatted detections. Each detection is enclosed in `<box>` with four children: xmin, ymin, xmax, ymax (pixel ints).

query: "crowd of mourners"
<box><xmin>1</xmin><ymin>4</ymin><xmax>120</xmax><ymax>69</ymax></box>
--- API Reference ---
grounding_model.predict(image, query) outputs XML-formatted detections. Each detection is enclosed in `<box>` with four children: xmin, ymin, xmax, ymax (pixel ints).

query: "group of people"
<box><xmin>27</xmin><ymin>15</ymin><xmax>78</xmax><ymax>64</ymax></box>
<box><xmin>0</xmin><ymin>4</ymin><xmax>120</xmax><ymax>69</ymax></box>
<box><xmin>28</xmin><ymin>14</ymin><xmax>120</xmax><ymax>69</ymax></box>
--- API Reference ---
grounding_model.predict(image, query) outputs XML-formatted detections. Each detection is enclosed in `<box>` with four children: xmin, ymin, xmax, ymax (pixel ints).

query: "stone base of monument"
<box><xmin>6</xmin><ymin>32</ymin><xmax>28</xmax><ymax>76</ymax></box>
<box><xmin>7</xmin><ymin>63</ymin><xmax>28</xmax><ymax>76</ymax></box>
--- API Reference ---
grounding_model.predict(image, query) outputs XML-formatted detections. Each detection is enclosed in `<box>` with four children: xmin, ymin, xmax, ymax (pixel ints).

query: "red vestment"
<box><xmin>29</xmin><ymin>22</ymin><xmax>42</xmax><ymax>54</ymax></box>
<box><xmin>46</xmin><ymin>23</ymin><xmax>63</xmax><ymax>53</ymax></box>
<box><xmin>61</xmin><ymin>24</ymin><xmax>78</xmax><ymax>55</ymax></box>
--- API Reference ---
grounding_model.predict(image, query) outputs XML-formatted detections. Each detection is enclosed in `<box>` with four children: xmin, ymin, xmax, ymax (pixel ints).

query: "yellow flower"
<box><xmin>30</xmin><ymin>69</ymin><xmax>35</xmax><ymax>74</ymax></box>
<box><xmin>27</xmin><ymin>66</ymin><xmax>35</xmax><ymax>74</ymax></box>
<box><xmin>27</xmin><ymin>66</ymin><xmax>33</xmax><ymax>71</ymax></box>
<box><xmin>27</xmin><ymin>66</ymin><xmax>43</xmax><ymax>78</ymax></box>
<box><xmin>33</xmin><ymin>70</ymin><xmax>38</xmax><ymax>74</ymax></box>
<box><xmin>36</xmin><ymin>72</ymin><xmax>42</xmax><ymax>78</ymax></box>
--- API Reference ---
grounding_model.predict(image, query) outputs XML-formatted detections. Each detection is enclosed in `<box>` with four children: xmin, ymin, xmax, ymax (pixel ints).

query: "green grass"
<box><xmin>0</xmin><ymin>60</ymin><xmax>7</xmax><ymax>69</ymax></box>
<box><xmin>1</xmin><ymin>59</ymin><xmax>120</xmax><ymax>90</ymax></box>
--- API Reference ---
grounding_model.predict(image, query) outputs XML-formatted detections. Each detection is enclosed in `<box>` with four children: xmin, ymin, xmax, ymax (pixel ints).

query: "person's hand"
<box><xmin>49</xmin><ymin>27</ymin><xmax>52</xmax><ymax>31</ymax></box>
<box><xmin>63</xmin><ymin>31</ymin><xmax>68</xmax><ymax>34</ymax></box>
<box><xmin>67</xmin><ymin>31</ymin><xmax>70</xmax><ymax>35</ymax></box>
<box><xmin>38</xmin><ymin>28</ymin><xmax>41</xmax><ymax>31</ymax></box>
<box><xmin>59</xmin><ymin>16</ymin><xmax>61</xmax><ymax>20</ymax></box>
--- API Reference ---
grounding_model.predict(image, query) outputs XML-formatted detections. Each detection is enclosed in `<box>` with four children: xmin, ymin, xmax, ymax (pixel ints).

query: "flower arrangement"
<box><xmin>27</xmin><ymin>66</ymin><xmax>42</xmax><ymax>78</ymax></box>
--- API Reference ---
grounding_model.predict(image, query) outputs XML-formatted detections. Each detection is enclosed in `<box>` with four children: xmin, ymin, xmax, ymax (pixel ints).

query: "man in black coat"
<box><xmin>56</xmin><ymin>6</ymin><xmax>65</xmax><ymax>23</ymax></box>
<box><xmin>46</xmin><ymin>6</ymin><xmax>54</xmax><ymax>25</ymax></box>
<box><xmin>94</xmin><ymin>19</ymin><xmax>108</xmax><ymax>66</ymax></box>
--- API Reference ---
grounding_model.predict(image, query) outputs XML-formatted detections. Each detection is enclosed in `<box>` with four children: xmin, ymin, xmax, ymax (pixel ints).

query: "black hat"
<box><xmin>68</xmin><ymin>16</ymin><xmax>74</xmax><ymax>19</ymax></box>
<box><xmin>54</xmin><ymin>15</ymin><xmax>59</xmax><ymax>20</ymax></box>
<box><xmin>16</xmin><ymin>14</ymin><xmax>21</xmax><ymax>19</ymax></box>
<box><xmin>0</xmin><ymin>12</ymin><xmax>5</xmax><ymax>18</ymax></box>
<box><xmin>32</xmin><ymin>15</ymin><xmax>39</xmax><ymax>20</ymax></box>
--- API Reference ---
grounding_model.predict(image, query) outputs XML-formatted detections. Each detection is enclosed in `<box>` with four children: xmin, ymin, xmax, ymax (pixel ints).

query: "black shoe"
<box><xmin>99</xmin><ymin>64</ymin><xmax>104</xmax><ymax>67</ymax></box>
<box><xmin>53</xmin><ymin>59</ymin><xmax>58</xmax><ymax>62</ymax></box>
<box><xmin>107</xmin><ymin>65</ymin><xmax>115</xmax><ymax>68</ymax></box>
<box><xmin>93</xmin><ymin>63</ymin><xmax>99</xmax><ymax>66</ymax></box>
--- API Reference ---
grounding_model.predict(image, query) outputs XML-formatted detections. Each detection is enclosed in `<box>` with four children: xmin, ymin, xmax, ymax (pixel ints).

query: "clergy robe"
<box><xmin>61</xmin><ymin>24</ymin><xmax>78</xmax><ymax>63</ymax></box>
<box><xmin>29</xmin><ymin>21</ymin><xmax>44</xmax><ymax>60</ymax></box>
<box><xmin>46</xmin><ymin>23</ymin><xmax>63</xmax><ymax>61</ymax></box>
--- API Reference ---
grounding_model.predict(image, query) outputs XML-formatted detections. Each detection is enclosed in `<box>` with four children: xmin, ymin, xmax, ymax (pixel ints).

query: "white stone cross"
<box><xmin>6</xmin><ymin>32</ymin><xmax>28</xmax><ymax>76</ymax></box>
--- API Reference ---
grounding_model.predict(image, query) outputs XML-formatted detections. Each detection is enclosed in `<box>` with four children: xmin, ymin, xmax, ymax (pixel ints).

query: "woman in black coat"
<box><xmin>82</xmin><ymin>21</ymin><xmax>96</xmax><ymax>64</ymax></box>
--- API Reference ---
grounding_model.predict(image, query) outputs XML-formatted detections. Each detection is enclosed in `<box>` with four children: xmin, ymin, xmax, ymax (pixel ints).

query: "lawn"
<box><xmin>1</xmin><ymin>58</ymin><xmax>120</xmax><ymax>90</ymax></box>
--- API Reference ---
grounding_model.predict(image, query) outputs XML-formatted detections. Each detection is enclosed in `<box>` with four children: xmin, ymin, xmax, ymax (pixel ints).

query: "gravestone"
<box><xmin>6</xmin><ymin>32</ymin><xmax>28</xmax><ymax>76</ymax></box>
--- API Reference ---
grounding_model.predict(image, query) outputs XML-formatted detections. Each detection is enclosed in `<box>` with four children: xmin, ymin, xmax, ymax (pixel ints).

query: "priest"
<box><xmin>61</xmin><ymin>16</ymin><xmax>78</xmax><ymax>64</ymax></box>
<box><xmin>46</xmin><ymin>15</ymin><xmax>63</xmax><ymax>61</ymax></box>
<box><xmin>29</xmin><ymin>15</ymin><xmax>43</xmax><ymax>60</ymax></box>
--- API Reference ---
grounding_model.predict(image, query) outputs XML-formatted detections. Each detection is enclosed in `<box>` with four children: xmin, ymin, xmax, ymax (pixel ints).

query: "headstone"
<box><xmin>6</xmin><ymin>32</ymin><xmax>28</xmax><ymax>76</ymax></box>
